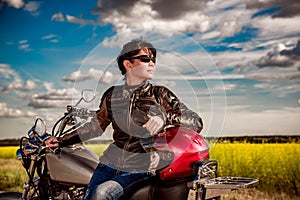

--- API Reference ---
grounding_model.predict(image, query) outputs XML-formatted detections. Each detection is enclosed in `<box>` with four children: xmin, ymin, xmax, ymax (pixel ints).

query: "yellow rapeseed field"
<box><xmin>0</xmin><ymin>143</ymin><xmax>299</xmax><ymax>198</ymax></box>
<box><xmin>210</xmin><ymin>143</ymin><xmax>300</xmax><ymax>197</ymax></box>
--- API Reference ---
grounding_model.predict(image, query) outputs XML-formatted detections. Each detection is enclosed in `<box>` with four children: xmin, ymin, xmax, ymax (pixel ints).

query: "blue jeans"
<box><xmin>84</xmin><ymin>163</ymin><xmax>153</xmax><ymax>200</ymax></box>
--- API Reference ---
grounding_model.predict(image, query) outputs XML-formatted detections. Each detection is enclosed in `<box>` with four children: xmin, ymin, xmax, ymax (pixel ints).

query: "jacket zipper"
<box><xmin>117</xmin><ymin>92</ymin><xmax>136</xmax><ymax>172</ymax></box>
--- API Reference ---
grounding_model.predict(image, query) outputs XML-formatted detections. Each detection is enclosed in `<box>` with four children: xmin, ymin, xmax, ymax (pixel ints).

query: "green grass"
<box><xmin>0</xmin><ymin>143</ymin><xmax>299</xmax><ymax>198</ymax></box>
<box><xmin>0</xmin><ymin>158</ymin><xmax>27</xmax><ymax>192</ymax></box>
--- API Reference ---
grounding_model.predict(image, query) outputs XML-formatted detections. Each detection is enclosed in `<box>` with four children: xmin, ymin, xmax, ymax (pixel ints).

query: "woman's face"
<box><xmin>125</xmin><ymin>49</ymin><xmax>156</xmax><ymax>84</ymax></box>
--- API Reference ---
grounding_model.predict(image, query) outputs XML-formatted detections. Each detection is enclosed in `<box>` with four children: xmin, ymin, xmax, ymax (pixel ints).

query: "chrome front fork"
<box><xmin>22</xmin><ymin>156</ymin><xmax>39</xmax><ymax>200</ymax></box>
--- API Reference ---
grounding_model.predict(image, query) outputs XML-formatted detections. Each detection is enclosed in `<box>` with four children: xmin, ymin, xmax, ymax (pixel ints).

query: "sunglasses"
<box><xmin>130</xmin><ymin>55</ymin><xmax>156</xmax><ymax>63</ymax></box>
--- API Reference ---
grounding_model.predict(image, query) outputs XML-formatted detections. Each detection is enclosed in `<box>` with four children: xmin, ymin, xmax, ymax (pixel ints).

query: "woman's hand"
<box><xmin>45</xmin><ymin>136</ymin><xmax>60</xmax><ymax>148</ymax></box>
<box><xmin>143</xmin><ymin>115</ymin><xmax>164</xmax><ymax>136</ymax></box>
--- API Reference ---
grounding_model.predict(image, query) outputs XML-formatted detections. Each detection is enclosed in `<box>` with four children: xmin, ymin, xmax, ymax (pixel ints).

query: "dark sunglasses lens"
<box><xmin>140</xmin><ymin>56</ymin><xmax>151</xmax><ymax>63</ymax></box>
<box><xmin>141</xmin><ymin>56</ymin><xmax>155</xmax><ymax>63</ymax></box>
<box><xmin>131</xmin><ymin>55</ymin><xmax>156</xmax><ymax>63</ymax></box>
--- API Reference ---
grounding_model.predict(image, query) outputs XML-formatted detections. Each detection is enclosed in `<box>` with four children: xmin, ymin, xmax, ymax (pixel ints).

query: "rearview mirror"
<box><xmin>75</xmin><ymin>89</ymin><xmax>96</xmax><ymax>106</ymax></box>
<box><xmin>34</xmin><ymin>118</ymin><xmax>46</xmax><ymax>135</ymax></box>
<box><xmin>28</xmin><ymin>118</ymin><xmax>46</xmax><ymax>138</ymax></box>
<box><xmin>82</xmin><ymin>89</ymin><xmax>95</xmax><ymax>103</ymax></box>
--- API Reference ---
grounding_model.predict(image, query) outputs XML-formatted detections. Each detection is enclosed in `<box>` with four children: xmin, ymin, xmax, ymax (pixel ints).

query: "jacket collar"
<box><xmin>124</xmin><ymin>80</ymin><xmax>150</xmax><ymax>92</ymax></box>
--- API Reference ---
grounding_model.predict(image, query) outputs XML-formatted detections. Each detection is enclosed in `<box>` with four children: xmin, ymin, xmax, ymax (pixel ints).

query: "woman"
<box><xmin>46</xmin><ymin>39</ymin><xmax>203</xmax><ymax>200</ymax></box>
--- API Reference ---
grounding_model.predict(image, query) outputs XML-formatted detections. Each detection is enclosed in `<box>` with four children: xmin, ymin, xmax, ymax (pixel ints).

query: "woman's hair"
<box><xmin>117</xmin><ymin>39</ymin><xmax>157</xmax><ymax>75</ymax></box>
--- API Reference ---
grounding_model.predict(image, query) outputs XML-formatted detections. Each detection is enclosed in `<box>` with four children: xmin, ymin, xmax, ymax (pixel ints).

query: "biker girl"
<box><xmin>46</xmin><ymin>39</ymin><xmax>203</xmax><ymax>200</ymax></box>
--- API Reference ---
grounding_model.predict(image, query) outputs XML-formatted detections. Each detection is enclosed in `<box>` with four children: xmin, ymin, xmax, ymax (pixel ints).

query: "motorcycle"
<box><xmin>0</xmin><ymin>89</ymin><xmax>258</xmax><ymax>200</ymax></box>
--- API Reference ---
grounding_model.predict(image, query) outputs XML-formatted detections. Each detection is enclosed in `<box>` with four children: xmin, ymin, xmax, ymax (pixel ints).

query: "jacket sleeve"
<box><xmin>60</xmin><ymin>90</ymin><xmax>112</xmax><ymax>146</ymax></box>
<box><xmin>158</xmin><ymin>86</ymin><xmax>203</xmax><ymax>133</ymax></box>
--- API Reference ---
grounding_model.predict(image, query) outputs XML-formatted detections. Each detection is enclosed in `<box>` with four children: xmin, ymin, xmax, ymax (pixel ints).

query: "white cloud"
<box><xmin>91</xmin><ymin>0</ymin><xmax>300</xmax><ymax>54</ymax></box>
<box><xmin>246</xmin><ymin>0</ymin><xmax>300</xmax><ymax>18</ymax></box>
<box><xmin>51</xmin><ymin>12</ymin><xmax>65</xmax><ymax>22</ymax></box>
<box><xmin>239</xmin><ymin>40</ymin><xmax>300</xmax><ymax>81</ymax></box>
<box><xmin>28</xmin><ymin>88</ymin><xmax>78</xmax><ymax>109</ymax></box>
<box><xmin>23</xmin><ymin>80</ymin><xmax>39</xmax><ymax>90</ymax></box>
<box><xmin>18</xmin><ymin>40</ymin><xmax>31</xmax><ymax>51</ymax></box>
<box><xmin>193</xmin><ymin>4</ymin><xmax>300</xmax><ymax>53</ymax></box>
<box><xmin>0</xmin><ymin>63</ymin><xmax>22</xmax><ymax>93</ymax></box>
<box><xmin>41</xmin><ymin>34</ymin><xmax>56</xmax><ymax>40</ymax></box>
<box><xmin>211</xmin><ymin>50</ymin><xmax>266</xmax><ymax>70</ymax></box>
<box><xmin>253</xmin><ymin>16</ymin><xmax>300</xmax><ymax>39</ymax></box>
<box><xmin>2</xmin><ymin>78</ymin><xmax>39</xmax><ymax>93</ymax></box>
<box><xmin>2</xmin><ymin>0</ymin><xmax>24</xmax><ymax>9</ymax></box>
<box><xmin>93</xmin><ymin>0</ymin><xmax>211</xmax><ymax>36</ymax></box>
<box><xmin>62</xmin><ymin>68</ymin><xmax>114</xmax><ymax>84</ymax></box>
<box><xmin>200</xmin><ymin>31</ymin><xmax>221</xmax><ymax>40</ymax></box>
<box><xmin>0</xmin><ymin>63</ymin><xmax>19</xmax><ymax>79</ymax></box>
<box><xmin>206</xmin><ymin>2</ymin><xmax>253</xmax><ymax>38</ymax></box>
<box><xmin>41</xmin><ymin>34</ymin><xmax>60</xmax><ymax>43</ymax></box>
<box><xmin>0</xmin><ymin>102</ymin><xmax>36</xmax><ymax>118</ymax></box>
<box><xmin>253</xmin><ymin>82</ymin><xmax>300</xmax><ymax>97</ymax></box>
<box><xmin>92</xmin><ymin>0</ymin><xmax>256</xmax><ymax>40</ymax></box>
<box><xmin>28</xmin><ymin>99</ymin><xmax>70</xmax><ymax>109</ymax></box>
<box><xmin>0</xmin><ymin>64</ymin><xmax>40</xmax><ymax>93</ymax></box>
<box><xmin>51</xmin><ymin>13</ymin><xmax>97</xmax><ymax>25</ymax></box>
<box><xmin>210</xmin><ymin>39</ymin><xmax>300</xmax><ymax>82</ymax></box>
<box><xmin>248</xmin><ymin>72</ymin><xmax>300</xmax><ymax>82</ymax></box>
<box><xmin>23</xmin><ymin>1</ymin><xmax>40</xmax><ymax>16</ymax></box>
<box><xmin>66</xmin><ymin>15</ymin><xmax>96</xmax><ymax>25</ymax></box>
<box><xmin>43</xmin><ymin>82</ymin><xmax>54</xmax><ymax>92</ymax></box>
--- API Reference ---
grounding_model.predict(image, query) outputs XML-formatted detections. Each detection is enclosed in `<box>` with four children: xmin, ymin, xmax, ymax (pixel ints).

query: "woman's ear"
<box><xmin>123</xmin><ymin>60</ymin><xmax>133</xmax><ymax>72</ymax></box>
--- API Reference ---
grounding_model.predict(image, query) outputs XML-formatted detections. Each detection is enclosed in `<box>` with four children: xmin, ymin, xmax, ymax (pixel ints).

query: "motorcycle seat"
<box><xmin>120</xmin><ymin>175</ymin><xmax>191</xmax><ymax>200</ymax></box>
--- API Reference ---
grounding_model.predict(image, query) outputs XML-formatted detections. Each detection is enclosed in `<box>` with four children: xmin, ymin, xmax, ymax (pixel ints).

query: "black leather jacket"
<box><xmin>61</xmin><ymin>81</ymin><xmax>203</xmax><ymax>172</ymax></box>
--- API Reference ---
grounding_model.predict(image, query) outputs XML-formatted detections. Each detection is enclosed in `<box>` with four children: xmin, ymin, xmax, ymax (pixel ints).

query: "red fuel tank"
<box><xmin>155</xmin><ymin>127</ymin><xmax>210</xmax><ymax>180</ymax></box>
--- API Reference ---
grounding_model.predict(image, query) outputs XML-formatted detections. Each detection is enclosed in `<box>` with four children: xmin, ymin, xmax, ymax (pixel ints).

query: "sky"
<box><xmin>0</xmin><ymin>0</ymin><xmax>299</xmax><ymax>139</ymax></box>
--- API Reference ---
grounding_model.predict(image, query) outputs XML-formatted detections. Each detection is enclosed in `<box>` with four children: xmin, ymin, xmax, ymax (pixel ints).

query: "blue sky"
<box><xmin>0</xmin><ymin>0</ymin><xmax>299</xmax><ymax>139</ymax></box>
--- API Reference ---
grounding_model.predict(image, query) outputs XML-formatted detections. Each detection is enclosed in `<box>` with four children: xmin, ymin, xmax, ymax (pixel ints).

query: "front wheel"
<box><xmin>0</xmin><ymin>192</ymin><xmax>22</xmax><ymax>199</ymax></box>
